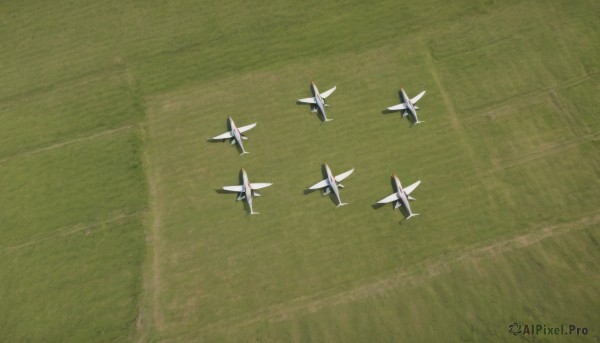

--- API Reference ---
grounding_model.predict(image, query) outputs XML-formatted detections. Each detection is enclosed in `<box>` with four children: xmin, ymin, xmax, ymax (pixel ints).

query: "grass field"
<box><xmin>1</xmin><ymin>0</ymin><xmax>599</xmax><ymax>341</ymax></box>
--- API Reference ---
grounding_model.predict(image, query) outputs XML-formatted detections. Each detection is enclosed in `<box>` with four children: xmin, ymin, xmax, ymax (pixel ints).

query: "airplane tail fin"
<box><xmin>336</xmin><ymin>202</ymin><xmax>348</xmax><ymax>208</ymax></box>
<box><xmin>410</xmin><ymin>120</ymin><xmax>425</xmax><ymax>127</ymax></box>
<box><xmin>321</xmin><ymin>118</ymin><xmax>334</xmax><ymax>125</ymax></box>
<box><xmin>240</xmin><ymin>151</ymin><xmax>250</xmax><ymax>155</ymax></box>
<box><xmin>250</xmin><ymin>211</ymin><xmax>260</xmax><ymax>215</ymax></box>
<box><xmin>406</xmin><ymin>213</ymin><xmax>419</xmax><ymax>219</ymax></box>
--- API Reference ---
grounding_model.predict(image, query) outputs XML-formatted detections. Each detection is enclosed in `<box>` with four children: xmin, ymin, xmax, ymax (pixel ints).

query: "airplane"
<box><xmin>386</xmin><ymin>88</ymin><xmax>426</xmax><ymax>126</ymax></box>
<box><xmin>307</xmin><ymin>163</ymin><xmax>354</xmax><ymax>207</ymax></box>
<box><xmin>222</xmin><ymin>168</ymin><xmax>272</xmax><ymax>214</ymax></box>
<box><xmin>376</xmin><ymin>174</ymin><xmax>421</xmax><ymax>219</ymax></box>
<box><xmin>211</xmin><ymin>116</ymin><xmax>257</xmax><ymax>155</ymax></box>
<box><xmin>297</xmin><ymin>81</ymin><xmax>337</xmax><ymax>123</ymax></box>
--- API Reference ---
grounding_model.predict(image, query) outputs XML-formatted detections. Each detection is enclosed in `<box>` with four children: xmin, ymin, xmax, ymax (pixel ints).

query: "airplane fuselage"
<box><xmin>228</xmin><ymin>116</ymin><xmax>247</xmax><ymax>153</ymax></box>
<box><xmin>400</xmin><ymin>88</ymin><xmax>420</xmax><ymax>123</ymax></box>
<box><xmin>311</xmin><ymin>83</ymin><xmax>329</xmax><ymax>121</ymax></box>
<box><xmin>393</xmin><ymin>174</ymin><xmax>414</xmax><ymax>216</ymax></box>
<box><xmin>325</xmin><ymin>163</ymin><xmax>343</xmax><ymax>205</ymax></box>
<box><xmin>241</xmin><ymin>168</ymin><xmax>255</xmax><ymax>213</ymax></box>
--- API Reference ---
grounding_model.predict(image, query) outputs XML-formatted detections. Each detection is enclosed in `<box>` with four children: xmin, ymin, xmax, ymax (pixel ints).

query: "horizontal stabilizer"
<box><xmin>223</xmin><ymin>185</ymin><xmax>244</xmax><ymax>192</ymax></box>
<box><xmin>250</xmin><ymin>182</ymin><xmax>272</xmax><ymax>190</ymax></box>
<box><xmin>387</xmin><ymin>103</ymin><xmax>407</xmax><ymax>111</ymax></box>
<box><xmin>336</xmin><ymin>202</ymin><xmax>348</xmax><ymax>207</ymax></box>
<box><xmin>212</xmin><ymin>131</ymin><xmax>234</xmax><ymax>140</ymax></box>
<box><xmin>320</xmin><ymin>86</ymin><xmax>337</xmax><ymax>99</ymax></box>
<box><xmin>406</xmin><ymin>213</ymin><xmax>419</xmax><ymax>219</ymax></box>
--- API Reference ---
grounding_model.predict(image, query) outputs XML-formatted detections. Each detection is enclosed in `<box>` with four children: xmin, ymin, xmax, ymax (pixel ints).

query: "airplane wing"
<box><xmin>250</xmin><ymin>182</ymin><xmax>272</xmax><ymax>190</ymax></box>
<box><xmin>320</xmin><ymin>86</ymin><xmax>336</xmax><ymax>99</ymax></box>
<box><xmin>309</xmin><ymin>179</ymin><xmax>329</xmax><ymax>190</ymax></box>
<box><xmin>298</xmin><ymin>97</ymin><xmax>317</xmax><ymax>104</ymax></box>
<box><xmin>223</xmin><ymin>185</ymin><xmax>244</xmax><ymax>192</ymax></box>
<box><xmin>238</xmin><ymin>123</ymin><xmax>257</xmax><ymax>133</ymax></box>
<box><xmin>410</xmin><ymin>90</ymin><xmax>426</xmax><ymax>104</ymax></box>
<box><xmin>334</xmin><ymin>168</ymin><xmax>354</xmax><ymax>182</ymax></box>
<box><xmin>377</xmin><ymin>193</ymin><xmax>399</xmax><ymax>204</ymax></box>
<box><xmin>387</xmin><ymin>103</ymin><xmax>407</xmax><ymax>111</ymax></box>
<box><xmin>212</xmin><ymin>131</ymin><xmax>234</xmax><ymax>140</ymax></box>
<box><xmin>403</xmin><ymin>180</ymin><xmax>421</xmax><ymax>195</ymax></box>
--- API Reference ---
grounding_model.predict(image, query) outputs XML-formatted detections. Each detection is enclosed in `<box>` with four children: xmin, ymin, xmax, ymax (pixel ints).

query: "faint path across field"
<box><xmin>194</xmin><ymin>210</ymin><xmax>600</xmax><ymax>335</ymax></box>
<box><xmin>0</xmin><ymin>124</ymin><xmax>133</xmax><ymax>165</ymax></box>
<box><xmin>0</xmin><ymin>211</ymin><xmax>139</xmax><ymax>254</ymax></box>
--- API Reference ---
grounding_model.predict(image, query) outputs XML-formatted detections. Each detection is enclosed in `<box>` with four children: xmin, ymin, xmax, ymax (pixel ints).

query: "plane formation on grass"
<box><xmin>210</xmin><ymin>82</ymin><xmax>427</xmax><ymax>220</ymax></box>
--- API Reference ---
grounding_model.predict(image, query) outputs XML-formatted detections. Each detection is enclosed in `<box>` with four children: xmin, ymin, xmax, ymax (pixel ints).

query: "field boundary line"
<box><xmin>194</xmin><ymin>211</ymin><xmax>600</xmax><ymax>335</ymax></box>
<box><xmin>0</xmin><ymin>124</ymin><xmax>133</xmax><ymax>165</ymax></box>
<box><xmin>0</xmin><ymin>211</ymin><xmax>139</xmax><ymax>254</ymax></box>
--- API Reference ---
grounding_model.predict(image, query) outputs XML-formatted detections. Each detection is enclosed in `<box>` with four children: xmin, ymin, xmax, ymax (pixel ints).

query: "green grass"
<box><xmin>1</xmin><ymin>0</ymin><xmax>599</xmax><ymax>341</ymax></box>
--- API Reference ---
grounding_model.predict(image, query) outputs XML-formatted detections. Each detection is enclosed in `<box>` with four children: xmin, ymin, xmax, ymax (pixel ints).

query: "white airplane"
<box><xmin>377</xmin><ymin>174</ymin><xmax>421</xmax><ymax>219</ymax></box>
<box><xmin>307</xmin><ymin>163</ymin><xmax>354</xmax><ymax>207</ymax></box>
<box><xmin>297</xmin><ymin>81</ymin><xmax>337</xmax><ymax>123</ymax></box>
<box><xmin>387</xmin><ymin>88</ymin><xmax>426</xmax><ymax>126</ymax></box>
<box><xmin>211</xmin><ymin>116</ymin><xmax>257</xmax><ymax>155</ymax></box>
<box><xmin>222</xmin><ymin>168</ymin><xmax>272</xmax><ymax>214</ymax></box>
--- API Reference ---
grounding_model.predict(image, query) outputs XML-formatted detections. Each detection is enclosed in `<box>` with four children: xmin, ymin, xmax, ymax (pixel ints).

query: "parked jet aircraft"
<box><xmin>297</xmin><ymin>81</ymin><xmax>337</xmax><ymax>123</ymax></box>
<box><xmin>377</xmin><ymin>174</ymin><xmax>421</xmax><ymax>219</ymax></box>
<box><xmin>211</xmin><ymin>116</ymin><xmax>257</xmax><ymax>154</ymax></box>
<box><xmin>386</xmin><ymin>88</ymin><xmax>426</xmax><ymax>126</ymax></box>
<box><xmin>308</xmin><ymin>163</ymin><xmax>354</xmax><ymax>207</ymax></box>
<box><xmin>222</xmin><ymin>168</ymin><xmax>272</xmax><ymax>214</ymax></box>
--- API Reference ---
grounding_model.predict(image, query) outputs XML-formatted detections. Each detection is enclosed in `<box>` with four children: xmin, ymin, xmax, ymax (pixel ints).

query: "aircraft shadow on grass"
<box><xmin>380</xmin><ymin>109</ymin><xmax>418</xmax><ymax>127</ymax></box>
